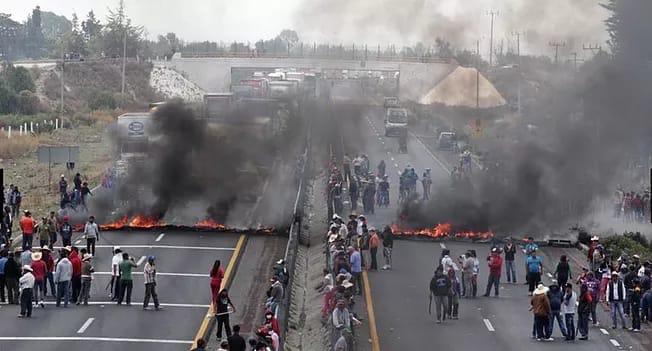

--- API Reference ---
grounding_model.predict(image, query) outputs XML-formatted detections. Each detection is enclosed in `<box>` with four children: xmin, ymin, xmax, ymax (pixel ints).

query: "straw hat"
<box><xmin>31</xmin><ymin>251</ymin><xmax>42</xmax><ymax>261</ymax></box>
<box><xmin>22</xmin><ymin>265</ymin><xmax>33</xmax><ymax>272</ymax></box>
<box><xmin>64</xmin><ymin>246</ymin><xmax>72</xmax><ymax>252</ymax></box>
<box><xmin>533</xmin><ymin>284</ymin><xmax>548</xmax><ymax>295</ymax></box>
<box><xmin>41</xmin><ymin>245</ymin><xmax>51</xmax><ymax>252</ymax></box>
<box><xmin>82</xmin><ymin>253</ymin><xmax>93</xmax><ymax>261</ymax></box>
<box><xmin>591</xmin><ymin>236</ymin><xmax>600</xmax><ymax>241</ymax></box>
<box><xmin>328</xmin><ymin>234</ymin><xmax>340</xmax><ymax>243</ymax></box>
<box><xmin>342</xmin><ymin>280</ymin><xmax>354</xmax><ymax>289</ymax></box>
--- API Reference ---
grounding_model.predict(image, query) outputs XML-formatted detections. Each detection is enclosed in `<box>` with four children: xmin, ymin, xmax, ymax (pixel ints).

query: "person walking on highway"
<box><xmin>210</xmin><ymin>260</ymin><xmax>224</xmax><ymax>314</ymax></box>
<box><xmin>19</xmin><ymin>210</ymin><xmax>35</xmax><ymax>251</ymax></box>
<box><xmin>349</xmin><ymin>177</ymin><xmax>358</xmax><ymax>211</ymax></box>
<box><xmin>381</xmin><ymin>225</ymin><xmax>393</xmax><ymax>270</ymax></box>
<box><xmin>526</xmin><ymin>250</ymin><xmax>543</xmax><ymax>296</ymax></box>
<box><xmin>10</xmin><ymin>186</ymin><xmax>22</xmax><ymax>218</ymax></box>
<box><xmin>118</xmin><ymin>253</ymin><xmax>137</xmax><ymax>305</ymax></box>
<box><xmin>69</xmin><ymin>247</ymin><xmax>82</xmax><ymax>303</ymax></box>
<box><xmin>531</xmin><ymin>284</ymin><xmax>553</xmax><ymax>341</ymax></box>
<box><xmin>79</xmin><ymin>253</ymin><xmax>94</xmax><ymax>305</ymax></box>
<box><xmin>73</xmin><ymin>173</ymin><xmax>82</xmax><ymax>190</ymax></box>
<box><xmin>83</xmin><ymin>216</ymin><xmax>99</xmax><ymax>256</ymax></box>
<box><xmin>524</xmin><ymin>237</ymin><xmax>538</xmax><ymax>282</ymax></box>
<box><xmin>59</xmin><ymin>175</ymin><xmax>68</xmax><ymax>200</ymax></box>
<box><xmin>80</xmin><ymin>182</ymin><xmax>92</xmax><ymax>211</ymax></box>
<box><xmin>554</xmin><ymin>255</ymin><xmax>572</xmax><ymax>288</ymax></box>
<box><xmin>60</xmin><ymin>216</ymin><xmax>73</xmax><ymax>247</ymax></box>
<box><xmin>47</xmin><ymin>211</ymin><xmax>59</xmax><ymax>247</ymax></box>
<box><xmin>577</xmin><ymin>283</ymin><xmax>592</xmax><ymax>340</ymax></box>
<box><xmin>18</xmin><ymin>265</ymin><xmax>35</xmax><ymax>318</ymax></box>
<box><xmin>503</xmin><ymin>238</ymin><xmax>517</xmax><ymax>283</ymax></box>
<box><xmin>143</xmin><ymin>256</ymin><xmax>160</xmax><ymax>310</ymax></box>
<box><xmin>561</xmin><ymin>283</ymin><xmax>577</xmax><ymax>341</ymax></box>
<box><xmin>30</xmin><ymin>250</ymin><xmax>46</xmax><ymax>308</ymax></box>
<box><xmin>421</xmin><ymin>169</ymin><xmax>432</xmax><ymax>200</ymax></box>
<box><xmin>110</xmin><ymin>247</ymin><xmax>122</xmax><ymax>301</ymax></box>
<box><xmin>546</xmin><ymin>283</ymin><xmax>567</xmax><ymax>339</ymax></box>
<box><xmin>368</xmin><ymin>228</ymin><xmax>380</xmax><ymax>271</ymax></box>
<box><xmin>484</xmin><ymin>248</ymin><xmax>503</xmax><ymax>297</ymax></box>
<box><xmin>607</xmin><ymin>271</ymin><xmax>628</xmax><ymax>329</ymax></box>
<box><xmin>629</xmin><ymin>280</ymin><xmax>642</xmax><ymax>332</ymax></box>
<box><xmin>54</xmin><ymin>249</ymin><xmax>72</xmax><ymax>307</ymax></box>
<box><xmin>343</xmin><ymin>154</ymin><xmax>352</xmax><ymax>184</ymax></box>
<box><xmin>447</xmin><ymin>268</ymin><xmax>461</xmax><ymax>319</ymax></box>
<box><xmin>430</xmin><ymin>266</ymin><xmax>451</xmax><ymax>323</ymax></box>
<box><xmin>216</xmin><ymin>289</ymin><xmax>236</xmax><ymax>340</ymax></box>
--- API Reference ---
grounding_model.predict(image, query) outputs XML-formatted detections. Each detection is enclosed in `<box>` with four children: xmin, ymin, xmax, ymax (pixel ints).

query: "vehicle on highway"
<box><xmin>269</xmin><ymin>81</ymin><xmax>299</xmax><ymax>101</ymax></box>
<box><xmin>384</xmin><ymin>107</ymin><xmax>408</xmax><ymax>137</ymax></box>
<box><xmin>437</xmin><ymin>131</ymin><xmax>457</xmax><ymax>151</ymax></box>
<box><xmin>116</xmin><ymin>112</ymin><xmax>152</xmax><ymax>155</ymax></box>
<box><xmin>239</xmin><ymin>78</ymin><xmax>269</xmax><ymax>98</ymax></box>
<box><xmin>383</xmin><ymin>96</ymin><xmax>400</xmax><ymax>109</ymax></box>
<box><xmin>204</xmin><ymin>93</ymin><xmax>235</xmax><ymax>120</ymax></box>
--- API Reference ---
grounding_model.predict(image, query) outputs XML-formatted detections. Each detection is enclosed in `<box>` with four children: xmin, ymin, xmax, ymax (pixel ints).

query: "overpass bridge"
<box><xmin>161</xmin><ymin>54</ymin><xmax>458</xmax><ymax>102</ymax></box>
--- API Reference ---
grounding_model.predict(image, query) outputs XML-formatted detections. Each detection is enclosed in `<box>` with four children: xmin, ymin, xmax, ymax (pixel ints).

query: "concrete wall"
<box><xmin>162</xmin><ymin>57</ymin><xmax>457</xmax><ymax>102</ymax></box>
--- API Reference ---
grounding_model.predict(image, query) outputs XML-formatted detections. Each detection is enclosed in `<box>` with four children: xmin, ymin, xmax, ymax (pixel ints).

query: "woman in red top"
<box><xmin>30</xmin><ymin>251</ymin><xmax>47</xmax><ymax>308</ymax></box>
<box><xmin>42</xmin><ymin>246</ymin><xmax>56</xmax><ymax>297</ymax></box>
<box><xmin>210</xmin><ymin>260</ymin><xmax>224</xmax><ymax>313</ymax></box>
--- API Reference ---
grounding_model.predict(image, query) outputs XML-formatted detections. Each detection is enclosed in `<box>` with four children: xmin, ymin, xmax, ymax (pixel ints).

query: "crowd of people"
<box><xmin>613</xmin><ymin>188</ymin><xmax>651</xmax><ymax>222</ymax></box>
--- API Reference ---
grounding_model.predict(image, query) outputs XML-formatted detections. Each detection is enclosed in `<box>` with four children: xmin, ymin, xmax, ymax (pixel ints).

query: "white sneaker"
<box><xmin>546</xmin><ymin>337</ymin><xmax>554</xmax><ymax>342</ymax></box>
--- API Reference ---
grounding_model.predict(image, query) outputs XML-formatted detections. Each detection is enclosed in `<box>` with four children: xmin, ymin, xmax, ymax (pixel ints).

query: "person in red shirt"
<box><xmin>19</xmin><ymin>210</ymin><xmax>36</xmax><ymax>251</ymax></box>
<box><xmin>30</xmin><ymin>251</ymin><xmax>47</xmax><ymax>308</ymax></box>
<box><xmin>68</xmin><ymin>247</ymin><xmax>82</xmax><ymax>304</ymax></box>
<box><xmin>484</xmin><ymin>247</ymin><xmax>503</xmax><ymax>297</ymax></box>
<box><xmin>42</xmin><ymin>246</ymin><xmax>56</xmax><ymax>297</ymax></box>
<box><xmin>263</xmin><ymin>310</ymin><xmax>280</xmax><ymax>335</ymax></box>
<box><xmin>209</xmin><ymin>260</ymin><xmax>224</xmax><ymax>314</ymax></box>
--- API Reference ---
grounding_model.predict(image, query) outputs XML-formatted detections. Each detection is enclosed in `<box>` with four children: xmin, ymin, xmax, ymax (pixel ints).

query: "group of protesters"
<box><xmin>613</xmin><ymin>187</ymin><xmax>650</xmax><ymax>222</ymax></box>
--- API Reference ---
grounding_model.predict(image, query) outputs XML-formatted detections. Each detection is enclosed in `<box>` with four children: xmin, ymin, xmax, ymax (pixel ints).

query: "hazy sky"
<box><xmin>2</xmin><ymin>0</ymin><xmax>608</xmax><ymax>56</ymax></box>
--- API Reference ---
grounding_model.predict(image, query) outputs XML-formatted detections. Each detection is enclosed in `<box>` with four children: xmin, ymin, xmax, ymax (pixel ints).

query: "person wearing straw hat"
<box><xmin>531</xmin><ymin>284</ymin><xmax>552</xmax><ymax>341</ymax></box>
<box><xmin>18</xmin><ymin>265</ymin><xmax>35</xmax><ymax>318</ymax></box>
<box><xmin>78</xmin><ymin>253</ymin><xmax>94</xmax><ymax>305</ymax></box>
<box><xmin>30</xmin><ymin>250</ymin><xmax>46</xmax><ymax>308</ymax></box>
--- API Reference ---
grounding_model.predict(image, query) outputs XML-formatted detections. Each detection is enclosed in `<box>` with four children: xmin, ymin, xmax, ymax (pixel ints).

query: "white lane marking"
<box><xmin>41</xmin><ymin>301</ymin><xmax>209</xmax><ymax>308</ymax></box>
<box><xmin>92</xmin><ymin>272</ymin><xmax>209</xmax><ymax>277</ymax></box>
<box><xmin>600</xmin><ymin>328</ymin><xmax>609</xmax><ymax>335</ymax></box>
<box><xmin>77</xmin><ymin>245</ymin><xmax>235</xmax><ymax>251</ymax></box>
<box><xmin>75</xmin><ymin>239</ymin><xmax>81</xmax><ymax>244</ymax></box>
<box><xmin>439</xmin><ymin>243</ymin><xmax>446</xmax><ymax>249</ymax></box>
<box><xmin>0</xmin><ymin>337</ymin><xmax>192</xmax><ymax>344</ymax></box>
<box><xmin>136</xmin><ymin>256</ymin><xmax>146</xmax><ymax>266</ymax></box>
<box><xmin>546</xmin><ymin>273</ymin><xmax>553</xmax><ymax>278</ymax></box>
<box><xmin>155</xmin><ymin>233</ymin><xmax>165</xmax><ymax>242</ymax></box>
<box><xmin>390</xmin><ymin>157</ymin><xmax>395</xmax><ymax>161</ymax></box>
<box><xmin>609</xmin><ymin>339</ymin><xmax>620</xmax><ymax>347</ymax></box>
<box><xmin>77</xmin><ymin>318</ymin><xmax>94</xmax><ymax>334</ymax></box>
<box><xmin>394</xmin><ymin>163</ymin><xmax>399</xmax><ymax>167</ymax></box>
<box><xmin>409</xmin><ymin>131</ymin><xmax>451</xmax><ymax>173</ymax></box>
<box><xmin>483</xmin><ymin>318</ymin><xmax>495</xmax><ymax>332</ymax></box>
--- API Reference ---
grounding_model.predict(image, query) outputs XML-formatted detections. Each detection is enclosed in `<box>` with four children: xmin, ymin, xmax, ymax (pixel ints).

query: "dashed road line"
<box><xmin>609</xmin><ymin>339</ymin><xmax>620</xmax><ymax>347</ymax></box>
<box><xmin>409</xmin><ymin>131</ymin><xmax>451</xmax><ymax>173</ymax></box>
<box><xmin>600</xmin><ymin>328</ymin><xmax>609</xmax><ymax>335</ymax></box>
<box><xmin>155</xmin><ymin>233</ymin><xmax>165</xmax><ymax>242</ymax></box>
<box><xmin>439</xmin><ymin>243</ymin><xmax>446</xmax><ymax>249</ymax></box>
<box><xmin>75</xmin><ymin>239</ymin><xmax>82</xmax><ymax>244</ymax></box>
<box><xmin>483</xmin><ymin>318</ymin><xmax>495</xmax><ymax>332</ymax></box>
<box><xmin>77</xmin><ymin>318</ymin><xmax>94</xmax><ymax>334</ymax></box>
<box><xmin>0</xmin><ymin>337</ymin><xmax>192</xmax><ymax>344</ymax></box>
<box><xmin>87</xmin><ymin>245</ymin><xmax>235</xmax><ymax>251</ymax></box>
<box><xmin>93</xmin><ymin>272</ymin><xmax>208</xmax><ymax>277</ymax></box>
<box><xmin>394</xmin><ymin>163</ymin><xmax>399</xmax><ymax>168</ymax></box>
<box><xmin>136</xmin><ymin>256</ymin><xmax>146</xmax><ymax>266</ymax></box>
<box><xmin>390</xmin><ymin>157</ymin><xmax>395</xmax><ymax>161</ymax></box>
<box><xmin>40</xmin><ymin>301</ymin><xmax>209</xmax><ymax>308</ymax></box>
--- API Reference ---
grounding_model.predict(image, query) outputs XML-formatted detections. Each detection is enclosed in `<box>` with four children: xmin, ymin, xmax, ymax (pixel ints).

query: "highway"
<box><xmin>346</xmin><ymin>109</ymin><xmax>648</xmax><ymax>351</ymax></box>
<box><xmin>0</xmin><ymin>229</ymin><xmax>241</xmax><ymax>351</ymax></box>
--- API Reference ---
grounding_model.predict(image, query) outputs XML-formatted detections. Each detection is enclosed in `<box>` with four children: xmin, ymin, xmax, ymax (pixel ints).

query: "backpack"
<box><xmin>435</xmin><ymin>276</ymin><xmax>448</xmax><ymax>289</ymax></box>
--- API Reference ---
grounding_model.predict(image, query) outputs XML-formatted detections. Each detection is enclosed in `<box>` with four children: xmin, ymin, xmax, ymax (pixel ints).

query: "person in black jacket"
<box><xmin>227</xmin><ymin>324</ymin><xmax>246</xmax><ymax>351</ymax></box>
<box><xmin>623</xmin><ymin>265</ymin><xmax>638</xmax><ymax>316</ymax></box>
<box><xmin>546</xmin><ymin>284</ymin><xmax>567</xmax><ymax>338</ymax></box>
<box><xmin>381</xmin><ymin>225</ymin><xmax>393</xmax><ymax>270</ymax></box>
<box><xmin>430</xmin><ymin>266</ymin><xmax>451</xmax><ymax>324</ymax></box>
<box><xmin>4</xmin><ymin>252</ymin><xmax>20</xmax><ymax>304</ymax></box>
<box><xmin>554</xmin><ymin>255</ymin><xmax>572</xmax><ymax>288</ymax></box>
<box><xmin>503</xmin><ymin>238</ymin><xmax>517</xmax><ymax>283</ymax></box>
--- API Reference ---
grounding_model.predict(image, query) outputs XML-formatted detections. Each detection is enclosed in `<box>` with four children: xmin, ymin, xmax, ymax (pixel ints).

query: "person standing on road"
<box><xmin>524</xmin><ymin>237</ymin><xmax>538</xmax><ymax>282</ymax></box>
<box><xmin>54</xmin><ymin>249</ymin><xmax>72</xmax><ymax>307</ymax></box>
<box><xmin>577</xmin><ymin>283</ymin><xmax>592</xmax><ymax>340</ymax></box>
<box><xmin>0</xmin><ymin>250</ymin><xmax>7</xmax><ymax>303</ymax></box>
<box><xmin>503</xmin><ymin>238</ymin><xmax>517</xmax><ymax>284</ymax></box>
<box><xmin>210</xmin><ymin>260</ymin><xmax>224</xmax><ymax>313</ymax></box>
<box><xmin>4</xmin><ymin>252</ymin><xmax>20</xmax><ymax>304</ymax></box>
<box><xmin>117</xmin><ymin>253</ymin><xmax>137</xmax><ymax>305</ymax></box>
<box><xmin>349</xmin><ymin>246</ymin><xmax>362</xmax><ymax>295</ymax></box>
<box><xmin>368</xmin><ymin>228</ymin><xmax>380</xmax><ymax>271</ymax></box>
<box><xmin>10</xmin><ymin>186</ymin><xmax>22</xmax><ymax>218</ymax></box>
<box><xmin>69</xmin><ymin>247</ymin><xmax>82</xmax><ymax>303</ymax></box>
<box><xmin>583</xmin><ymin>271</ymin><xmax>600</xmax><ymax>326</ymax></box>
<box><xmin>79</xmin><ymin>253</ymin><xmax>94</xmax><ymax>305</ymax></box>
<box><xmin>343</xmin><ymin>154</ymin><xmax>351</xmax><ymax>184</ymax></box>
<box><xmin>606</xmin><ymin>271</ymin><xmax>627</xmax><ymax>329</ymax></box>
<box><xmin>526</xmin><ymin>250</ymin><xmax>543</xmax><ymax>296</ymax></box>
<box><xmin>83</xmin><ymin>216</ymin><xmax>99</xmax><ymax>256</ymax></box>
<box><xmin>216</xmin><ymin>289</ymin><xmax>236</xmax><ymax>340</ymax></box>
<box><xmin>110</xmin><ymin>247</ymin><xmax>122</xmax><ymax>301</ymax></box>
<box><xmin>430</xmin><ymin>266</ymin><xmax>451</xmax><ymax>324</ymax></box>
<box><xmin>227</xmin><ymin>324</ymin><xmax>247</xmax><ymax>351</ymax></box>
<box><xmin>30</xmin><ymin>251</ymin><xmax>46</xmax><ymax>308</ymax></box>
<box><xmin>629</xmin><ymin>280</ymin><xmax>642</xmax><ymax>332</ymax></box>
<box><xmin>73</xmin><ymin>173</ymin><xmax>82</xmax><ymax>191</ymax></box>
<box><xmin>447</xmin><ymin>268</ymin><xmax>461</xmax><ymax>319</ymax></box>
<box><xmin>59</xmin><ymin>175</ymin><xmax>68</xmax><ymax>200</ymax></box>
<box><xmin>60</xmin><ymin>216</ymin><xmax>73</xmax><ymax>247</ymax></box>
<box><xmin>42</xmin><ymin>246</ymin><xmax>55</xmax><ymax>297</ymax></box>
<box><xmin>18</xmin><ymin>265</ymin><xmax>35</xmax><ymax>318</ymax></box>
<box><xmin>19</xmin><ymin>210</ymin><xmax>35</xmax><ymax>251</ymax></box>
<box><xmin>80</xmin><ymin>182</ymin><xmax>92</xmax><ymax>211</ymax></box>
<box><xmin>421</xmin><ymin>169</ymin><xmax>432</xmax><ymax>200</ymax></box>
<box><xmin>561</xmin><ymin>283</ymin><xmax>577</xmax><ymax>341</ymax></box>
<box><xmin>143</xmin><ymin>256</ymin><xmax>160</xmax><ymax>310</ymax></box>
<box><xmin>484</xmin><ymin>248</ymin><xmax>503</xmax><ymax>297</ymax></box>
<box><xmin>381</xmin><ymin>225</ymin><xmax>393</xmax><ymax>270</ymax></box>
<box><xmin>47</xmin><ymin>211</ymin><xmax>59</xmax><ymax>248</ymax></box>
<box><xmin>554</xmin><ymin>255</ymin><xmax>572</xmax><ymax>288</ymax></box>
<box><xmin>546</xmin><ymin>283</ymin><xmax>567</xmax><ymax>339</ymax></box>
<box><xmin>531</xmin><ymin>284</ymin><xmax>552</xmax><ymax>341</ymax></box>
<box><xmin>37</xmin><ymin>217</ymin><xmax>50</xmax><ymax>248</ymax></box>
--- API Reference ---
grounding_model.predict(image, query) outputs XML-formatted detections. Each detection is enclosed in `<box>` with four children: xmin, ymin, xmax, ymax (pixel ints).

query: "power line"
<box><xmin>549</xmin><ymin>41</ymin><xmax>566</xmax><ymax>64</ymax></box>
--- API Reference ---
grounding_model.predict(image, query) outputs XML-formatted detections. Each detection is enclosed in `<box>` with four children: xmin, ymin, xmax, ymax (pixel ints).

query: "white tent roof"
<box><xmin>419</xmin><ymin>66</ymin><xmax>506</xmax><ymax>108</ymax></box>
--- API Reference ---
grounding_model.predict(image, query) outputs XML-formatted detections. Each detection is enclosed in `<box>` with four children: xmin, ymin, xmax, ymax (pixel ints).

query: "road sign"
<box><xmin>37</xmin><ymin>145</ymin><xmax>79</xmax><ymax>192</ymax></box>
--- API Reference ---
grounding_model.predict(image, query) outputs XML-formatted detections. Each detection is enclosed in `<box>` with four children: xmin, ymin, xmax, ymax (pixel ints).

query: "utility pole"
<box><xmin>549</xmin><ymin>41</ymin><xmax>566</xmax><ymax>64</ymax></box>
<box><xmin>511</xmin><ymin>31</ymin><xmax>522</xmax><ymax>117</ymax></box>
<box><xmin>121</xmin><ymin>28</ymin><xmax>127</xmax><ymax>97</ymax></box>
<box><xmin>568</xmin><ymin>52</ymin><xmax>584</xmax><ymax>71</ymax></box>
<box><xmin>487</xmin><ymin>10</ymin><xmax>499</xmax><ymax>67</ymax></box>
<box><xmin>476</xmin><ymin>39</ymin><xmax>480</xmax><ymax>109</ymax></box>
<box><xmin>60</xmin><ymin>41</ymin><xmax>64</xmax><ymax>114</ymax></box>
<box><xmin>511</xmin><ymin>31</ymin><xmax>521</xmax><ymax>58</ymax></box>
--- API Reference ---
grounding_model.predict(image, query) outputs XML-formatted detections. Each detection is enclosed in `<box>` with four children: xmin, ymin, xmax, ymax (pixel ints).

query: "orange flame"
<box><xmin>391</xmin><ymin>223</ymin><xmax>493</xmax><ymax>240</ymax></box>
<box><xmin>195</xmin><ymin>219</ymin><xmax>227</xmax><ymax>230</ymax></box>
<box><xmin>100</xmin><ymin>215</ymin><xmax>163</xmax><ymax>230</ymax></box>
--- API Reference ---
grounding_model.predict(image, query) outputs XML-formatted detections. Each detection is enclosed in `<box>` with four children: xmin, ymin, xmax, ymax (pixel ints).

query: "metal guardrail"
<box><xmin>179</xmin><ymin>51</ymin><xmax>452</xmax><ymax>64</ymax></box>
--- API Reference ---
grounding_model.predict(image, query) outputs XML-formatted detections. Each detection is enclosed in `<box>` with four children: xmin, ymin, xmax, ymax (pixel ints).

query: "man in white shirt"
<box><xmin>84</xmin><ymin>216</ymin><xmax>100</xmax><ymax>256</ymax></box>
<box><xmin>18</xmin><ymin>265</ymin><xmax>35</xmax><ymax>318</ymax></box>
<box><xmin>110</xmin><ymin>247</ymin><xmax>122</xmax><ymax>301</ymax></box>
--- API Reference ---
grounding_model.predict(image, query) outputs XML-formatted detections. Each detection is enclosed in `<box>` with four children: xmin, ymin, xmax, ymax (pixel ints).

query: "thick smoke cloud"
<box><xmin>292</xmin><ymin>0</ymin><xmax>608</xmax><ymax>56</ymax></box>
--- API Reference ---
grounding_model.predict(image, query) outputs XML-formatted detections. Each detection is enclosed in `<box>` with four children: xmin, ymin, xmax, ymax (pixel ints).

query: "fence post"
<box><xmin>30</xmin><ymin>122</ymin><xmax>34</xmax><ymax>133</ymax></box>
<box><xmin>7</xmin><ymin>126</ymin><xmax>11</xmax><ymax>139</ymax></box>
<box><xmin>55</xmin><ymin>118</ymin><xmax>59</xmax><ymax>130</ymax></box>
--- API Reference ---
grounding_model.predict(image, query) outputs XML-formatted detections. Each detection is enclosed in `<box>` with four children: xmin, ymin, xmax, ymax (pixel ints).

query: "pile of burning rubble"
<box><xmin>97</xmin><ymin>215</ymin><xmax>274</xmax><ymax>233</ymax></box>
<box><xmin>391</xmin><ymin>222</ymin><xmax>493</xmax><ymax>241</ymax></box>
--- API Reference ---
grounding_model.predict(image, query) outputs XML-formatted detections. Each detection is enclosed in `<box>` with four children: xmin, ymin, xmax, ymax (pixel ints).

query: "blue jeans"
<box><xmin>56</xmin><ymin>281</ymin><xmax>70</xmax><ymax>307</ymax></box>
<box><xmin>484</xmin><ymin>274</ymin><xmax>500</xmax><ymax>296</ymax></box>
<box><xmin>565</xmin><ymin>313</ymin><xmax>575</xmax><ymax>340</ymax></box>
<box><xmin>505</xmin><ymin>260</ymin><xmax>516</xmax><ymax>282</ymax></box>
<box><xmin>610</xmin><ymin>301</ymin><xmax>626</xmax><ymax>328</ymax></box>
<box><xmin>548</xmin><ymin>311</ymin><xmax>567</xmax><ymax>337</ymax></box>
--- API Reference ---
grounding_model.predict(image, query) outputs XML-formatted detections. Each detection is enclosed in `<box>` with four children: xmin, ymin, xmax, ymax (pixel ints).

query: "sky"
<box><xmin>1</xmin><ymin>0</ymin><xmax>609</xmax><ymax>57</ymax></box>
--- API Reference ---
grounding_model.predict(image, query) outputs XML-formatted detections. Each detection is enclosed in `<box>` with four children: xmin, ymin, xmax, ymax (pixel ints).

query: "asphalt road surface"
<box><xmin>0</xmin><ymin>229</ymin><xmax>240</xmax><ymax>351</ymax></box>
<box><xmin>350</xmin><ymin>110</ymin><xmax>649</xmax><ymax>351</ymax></box>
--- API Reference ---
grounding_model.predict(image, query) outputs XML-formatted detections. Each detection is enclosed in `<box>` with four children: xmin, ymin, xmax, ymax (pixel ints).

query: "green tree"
<box><xmin>601</xmin><ymin>0</ymin><xmax>652</xmax><ymax>63</ymax></box>
<box><xmin>277</xmin><ymin>29</ymin><xmax>299</xmax><ymax>49</ymax></box>
<box><xmin>16</xmin><ymin>90</ymin><xmax>39</xmax><ymax>114</ymax></box>
<box><xmin>24</xmin><ymin>6</ymin><xmax>45</xmax><ymax>58</ymax></box>
<box><xmin>101</xmin><ymin>0</ymin><xmax>145</xmax><ymax>57</ymax></box>
<box><xmin>82</xmin><ymin>10</ymin><xmax>102</xmax><ymax>57</ymax></box>
<box><xmin>0</xmin><ymin>13</ymin><xmax>24</xmax><ymax>60</ymax></box>
<box><xmin>0</xmin><ymin>80</ymin><xmax>17</xmax><ymax>113</ymax></box>
<box><xmin>64</xmin><ymin>12</ymin><xmax>86</xmax><ymax>55</ymax></box>
<box><xmin>2</xmin><ymin>64</ymin><xmax>35</xmax><ymax>92</ymax></box>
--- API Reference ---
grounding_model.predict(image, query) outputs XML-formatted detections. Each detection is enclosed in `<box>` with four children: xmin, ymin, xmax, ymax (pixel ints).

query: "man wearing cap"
<box><xmin>84</xmin><ymin>216</ymin><xmax>100</xmax><ymax>256</ymax></box>
<box><xmin>59</xmin><ymin>175</ymin><xmax>68</xmax><ymax>200</ymax></box>
<box><xmin>143</xmin><ymin>256</ymin><xmax>160</xmax><ymax>310</ymax></box>
<box><xmin>60</xmin><ymin>216</ymin><xmax>73</xmax><ymax>247</ymax></box>
<box><xmin>30</xmin><ymin>250</ymin><xmax>46</xmax><ymax>308</ymax></box>
<box><xmin>606</xmin><ymin>271</ymin><xmax>628</xmax><ymax>329</ymax></box>
<box><xmin>79</xmin><ymin>253</ymin><xmax>94</xmax><ymax>305</ymax></box>
<box><xmin>110</xmin><ymin>247</ymin><xmax>123</xmax><ymax>301</ymax></box>
<box><xmin>484</xmin><ymin>248</ymin><xmax>503</xmax><ymax>297</ymax></box>
<box><xmin>19</xmin><ymin>210</ymin><xmax>35</xmax><ymax>251</ymax></box>
<box><xmin>54</xmin><ymin>248</ymin><xmax>72</xmax><ymax>307</ymax></box>
<box><xmin>18</xmin><ymin>265</ymin><xmax>35</xmax><ymax>318</ymax></box>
